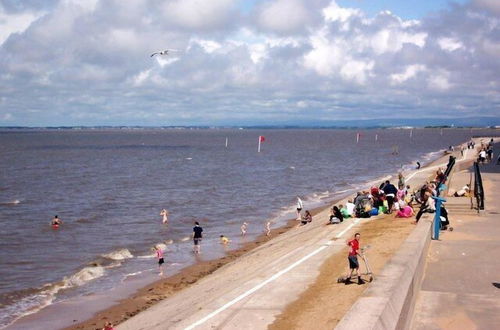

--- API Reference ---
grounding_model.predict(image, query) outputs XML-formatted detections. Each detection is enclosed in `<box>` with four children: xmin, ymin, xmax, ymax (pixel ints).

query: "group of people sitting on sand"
<box><xmin>328</xmin><ymin>176</ymin><xmax>415</xmax><ymax>223</ymax></box>
<box><xmin>325</xmin><ymin>167</ymin><xmax>453</xmax><ymax>230</ymax></box>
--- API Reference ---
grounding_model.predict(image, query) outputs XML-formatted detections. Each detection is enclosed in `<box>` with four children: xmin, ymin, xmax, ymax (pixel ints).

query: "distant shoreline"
<box><xmin>0</xmin><ymin>126</ymin><xmax>498</xmax><ymax>130</ymax></box>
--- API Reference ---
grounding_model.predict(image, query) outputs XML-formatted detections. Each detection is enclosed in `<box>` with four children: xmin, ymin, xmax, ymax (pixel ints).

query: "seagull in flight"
<box><xmin>150</xmin><ymin>49</ymin><xmax>179</xmax><ymax>57</ymax></box>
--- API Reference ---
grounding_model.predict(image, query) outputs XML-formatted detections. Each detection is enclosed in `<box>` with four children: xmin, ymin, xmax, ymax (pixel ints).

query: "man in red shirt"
<box><xmin>346</xmin><ymin>233</ymin><xmax>364</xmax><ymax>284</ymax></box>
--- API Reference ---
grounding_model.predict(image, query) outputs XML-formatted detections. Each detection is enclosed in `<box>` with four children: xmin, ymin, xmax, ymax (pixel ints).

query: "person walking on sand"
<box><xmin>192</xmin><ymin>221</ymin><xmax>203</xmax><ymax>254</ymax></box>
<box><xmin>345</xmin><ymin>233</ymin><xmax>364</xmax><ymax>285</ymax></box>
<box><xmin>160</xmin><ymin>209</ymin><xmax>169</xmax><ymax>224</ymax></box>
<box><xmin>241</xmin><ymin>222</ymin><xmax>248</xmax><ymax>236</ymax></box>
<box><xmin>265</xmin><ymin>221</ymin><xmax>271</xmax><ymax>237</ymax></box>
<box><xmin>154</xmin><ymin>245</ymin><xmax>165</xmax><ymax>276</ymax></box>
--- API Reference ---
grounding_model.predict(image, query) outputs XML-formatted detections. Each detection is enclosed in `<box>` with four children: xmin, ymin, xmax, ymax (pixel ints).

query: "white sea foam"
<box><xmin>102</xmin><ymin>248</ymin><xmax>134</xmax><ymax>260</ymax></box>
<box><xmin>64</xmin><ymin>266</ymin><xmax>105</xmax><ymax>287</ymax></box>
<box><xmin>0</xmin><ymin>264</ymin><xmax>106</xmax><ymax>328</ymax></box>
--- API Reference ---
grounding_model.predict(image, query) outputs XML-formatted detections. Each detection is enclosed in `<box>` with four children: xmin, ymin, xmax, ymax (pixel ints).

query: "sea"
<box><xmin>0</xmin><ymin>128</ymin><xmax>497</xmax><ymax>328</ymax></box>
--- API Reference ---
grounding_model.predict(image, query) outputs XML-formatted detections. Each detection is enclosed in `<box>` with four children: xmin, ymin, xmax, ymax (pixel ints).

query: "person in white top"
<box><xmin>479</xmin><ymin>149</ymin><xmax>487</xmax><ymax>164</ymax></box>
<box><xmin>296</xmin><ymin>196</ymin><xmax>304</xmax><ymax>219</ymax></box>
<box><xmin>346</xmin><ymin>200</ymin><xmax>355</xmax><ymax>217</ymax></box>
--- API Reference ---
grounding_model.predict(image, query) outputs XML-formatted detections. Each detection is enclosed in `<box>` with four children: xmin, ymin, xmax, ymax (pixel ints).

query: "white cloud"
<box><xmin>131</xmin><ymin>69</ymin><xmax>151</xmax><ymax>86</ymax></box>
<box><xmin>188</xmin><ymin>38</ymin><xmax>223</xmax><ymax>53</ymax></box>
<box><xmin>62</xmin><ymin>0</ymin><xmax>99</xmax><ymax>12</ymax></box>
<box><xmin>162</xmin><ymin>0</ymin><xmax>236</xmax><ymax>30</ymax></box>
<box><xmin>0</xmin><ymin>8</ymin><xmax>44</xmax><ymax>45</ymax></box>
<box><xmin>391</xmin><ymin>64</ymin><xmax>426</xmax><ymax>84</ymax></box>
<box><xmin>428</xmin><ymin>72</ymin><xmax>451</xmax><ymax>90</ymax></box>
<box><xmin>371</xmin><ymin>29</ymin><xmax>427</xmax><ymax>54</ymax></box>
<box><xmin>303</xmin><ymin>28</ymin><xmax>344</xmax><ymax>76</ymax></box>
<box><xmin>0</xmin><ymin>0</ymin><xmax>498</xmax><ymax>125</ymax></box>
<box><xmin>256</xmin><ymin>0</ymin><xmax>311</xmax><ymax>34</ymax></box>
<box><xmin>340</xmin><ymin>59</ymin><xmax>374</xmax><ymax>84</ymax></box>
<box><xmin>323</xmin><ymin>1</ymin><xmax>361</xmax><ymax>22</ymax></box>
<box><xmin>438</xmin><ymin>37</ymin><xmax>464</xmax><ymax>51</ymax></box>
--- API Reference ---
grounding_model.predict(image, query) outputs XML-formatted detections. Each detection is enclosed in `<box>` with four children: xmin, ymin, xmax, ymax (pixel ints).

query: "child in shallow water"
<box><xmin>220</xmin><ymin>235</ymin><xmax>230</xmax><ymax>245</ymax></box>
<box><xmin>154</xmin><ymin>245</ymin><xmax>164</xmax><ymax>276</ymax></box>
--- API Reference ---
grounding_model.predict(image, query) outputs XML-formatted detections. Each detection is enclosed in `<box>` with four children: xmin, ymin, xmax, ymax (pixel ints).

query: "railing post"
<box><xmin>432</xmin><ymin>196</ymin><xmax>446</xmax><ymax>240</ymax></box>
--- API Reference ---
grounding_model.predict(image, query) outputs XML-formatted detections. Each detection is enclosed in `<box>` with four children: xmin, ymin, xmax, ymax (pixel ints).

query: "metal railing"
<box><xmin>436</xmin><ymin>155</ymin><xmax>456</xmax><ymax>196</ymax></box>
<box><xmin>473</xmin><ymin>162</ymin><xmax>484</xmax><ymax>210</ymax></box>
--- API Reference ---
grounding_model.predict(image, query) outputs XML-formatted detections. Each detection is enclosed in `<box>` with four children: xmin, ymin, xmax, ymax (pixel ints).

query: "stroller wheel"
<box><xmin>337</xmin><ymin>277</ymin><xmax>344</xmax><ymax>283</ymax></box>
<box><xmin>449</xmin><ymin>226</ymin><xmax>454</xmax><ymax>231</ymax></box>
<box><xmin>369</xmin><ymin>276</ymin><xmax>373</xmax><ymax>282</ymax></box>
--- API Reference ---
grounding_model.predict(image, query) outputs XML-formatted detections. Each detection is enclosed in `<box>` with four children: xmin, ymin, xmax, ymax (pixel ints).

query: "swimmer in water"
<box><xmin>265</xmin><ymin>221</ymin><xmax>271</xmax><ymax>237</ymax></box>
<box><xmin>154</xmin><ymin>245</ymin><xmax>165</xmax><ymax>276</ymax></box>
<box><xmin>241</xmin><ymin>222</ymin><xmax>248</xmax><ymax>236</ymax></box>
<box><xmin>160</xmin><ymin>209</ymin><xmax>169</xmax><ymax>224</ymax></box>
<box><xmin>220</xmin><ymin>235</ymin><xmax>230</xmax><ymax>245</ymax></box>
<box><xmin>51</xmin><ymin>215</ymin><xmax>62</xmax><ymax>226</ymax></box>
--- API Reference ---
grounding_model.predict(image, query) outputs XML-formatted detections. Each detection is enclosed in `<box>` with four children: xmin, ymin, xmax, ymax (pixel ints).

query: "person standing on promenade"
<box><xmin>192</xmin><ymin>222</ymin><xmax>203</xmax><ymax>254</ymax></box>
<box><xmin>154</xmin><ymin>245</ymin><xmax>165</xmax><ymax>276</ymax></box>
<box><xmin>345</xmin><ymin>233</ymin><xmax>364</xmax><ymax>285</ymax></box>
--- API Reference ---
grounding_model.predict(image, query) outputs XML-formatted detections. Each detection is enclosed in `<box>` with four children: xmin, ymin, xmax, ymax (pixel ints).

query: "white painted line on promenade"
<box><xmin>184</xmin><ymin>245</ymin><xmax>328</xmax><ymax>330</ymax></box>
<box><xmin>335</xmin><ymin>218</ymin><xmax>361</xmax><ymax>239</ymax></box>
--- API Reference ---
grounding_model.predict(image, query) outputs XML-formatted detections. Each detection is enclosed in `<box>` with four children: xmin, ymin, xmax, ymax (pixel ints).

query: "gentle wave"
<box><xmin>101</xmin><ymin>248</ymin><xmax>134</xmax><ymax>261</ymax></box>
<box><xmin>0</xmin><ymin>199</ymin><xmax>21</xmax><ymax>206</ymax></box>
<box><xmin>0</xmin><ymin>248</ymin><xmax>134</xmax><ymax>328</ymax></box>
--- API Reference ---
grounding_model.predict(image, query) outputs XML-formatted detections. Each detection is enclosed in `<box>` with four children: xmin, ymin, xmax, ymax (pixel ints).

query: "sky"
<box><xmin>0</xmin><ymin>0</ymin><xmax>499</xmax><ymax>126</ymax></box>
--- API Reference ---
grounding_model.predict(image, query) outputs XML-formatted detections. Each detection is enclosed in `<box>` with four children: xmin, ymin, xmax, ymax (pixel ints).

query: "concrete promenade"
<box><xmin>410</xmin><ymin>143</ymin><xmax>500</xmax><ymax>329</ymax></box>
